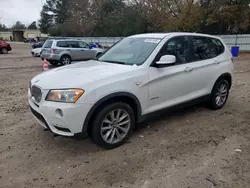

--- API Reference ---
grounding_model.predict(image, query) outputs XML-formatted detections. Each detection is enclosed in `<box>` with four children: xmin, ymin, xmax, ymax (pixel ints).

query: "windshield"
<box><xmin>98</xmin><ymin>37</ymin><xmax>161</xmax><ymax>65</ymax></box>
<box><xmin>43</xmin><ymin>40</ymin><xmax>53</xmax><ymax>48</ymax></box>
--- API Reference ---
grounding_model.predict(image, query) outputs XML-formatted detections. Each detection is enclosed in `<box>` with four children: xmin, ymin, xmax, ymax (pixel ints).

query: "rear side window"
<box><xmin>43</xmin><ymin>40</ymin><xmax>53</xmax><ymax>48</ymax></box>
<box><xmin>191</xmin><ymin>37</ymin><xmax>225</xmax><ymax>61</ymax></box>
<box><xmin>56</xmin><ymin>41</ymin><xmax>68</xmax><ymax>47</ymax></box>
<box><xmin>67</xmin><ymin>41</ymin><xmax>79</xmax><ymax>48</ymax></box>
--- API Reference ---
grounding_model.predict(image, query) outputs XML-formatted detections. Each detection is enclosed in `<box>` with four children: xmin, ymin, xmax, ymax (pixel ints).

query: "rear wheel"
<box><xmin>91</xmin><ymin>102</ymin><xmax>135</xmax><ymax>149</ymax></box>
<box><xmin>210</xmin><ymin>79</ymin><xmax>229</xmax><ymax>110</ymax></box>
<box><xmin>1</xmin><ymin>48</ymin><xmax>8</xmax><ymax>54</ymax></box>
<box><xmin>60</xmin><ymin>55</ymin><xmax>71</xmax><ymax>65</ymax></box>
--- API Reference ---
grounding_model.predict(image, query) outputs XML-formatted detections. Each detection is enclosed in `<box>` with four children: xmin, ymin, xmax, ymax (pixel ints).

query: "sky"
<box><xmin>0</xmin><ymin>0</ymin><xmax>44</xmax><ymax>27</ymax></box>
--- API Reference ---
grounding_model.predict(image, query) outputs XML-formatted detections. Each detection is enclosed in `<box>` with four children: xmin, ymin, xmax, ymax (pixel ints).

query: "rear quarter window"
<box><xmin>43</xmin><ymin>40</ymin><xmax>53</xmax><ymax>48</ymax></box>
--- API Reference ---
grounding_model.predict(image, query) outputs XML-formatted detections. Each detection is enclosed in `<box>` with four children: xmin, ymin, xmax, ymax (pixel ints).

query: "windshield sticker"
<box><xmin>144</xmin><ymin>39</ymin><xmax>161</xmax><ymax>44</ymax></box>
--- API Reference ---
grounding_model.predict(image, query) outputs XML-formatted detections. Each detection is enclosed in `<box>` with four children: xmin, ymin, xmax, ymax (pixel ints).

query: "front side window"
<box><xmin>98</xmin><ymin>37</ymin><xmax>161</xmax><ymax>65</ymax></box>
<box><xmin>156</xmin><ymin>37</ymin><xmax>189</xmax><ymax>64</ymax></box>
<box><xmin>78</xmin><ymin>41</ymin><xmax>90</xmax><ymax>49</ymax></box>
<box><xmin>191</xmin><ymin>37</ymin><xmax>224</xmax><ymax>61</ymax></box>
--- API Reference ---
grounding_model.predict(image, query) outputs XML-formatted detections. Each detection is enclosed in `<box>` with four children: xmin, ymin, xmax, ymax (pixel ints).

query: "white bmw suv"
<box><xmin>29</xmin><ymin>33</ymin><xmax>234</xmax><ymax>149</ymax></box>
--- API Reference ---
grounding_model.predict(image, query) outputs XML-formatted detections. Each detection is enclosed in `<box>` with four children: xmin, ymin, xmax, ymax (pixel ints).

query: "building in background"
<box><xmin>0</xmin><ymin>29</ymin><xmax>48</xmax><ymax>42</ymax></box>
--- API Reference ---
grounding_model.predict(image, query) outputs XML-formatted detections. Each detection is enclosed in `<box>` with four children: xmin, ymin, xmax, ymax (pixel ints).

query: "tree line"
<box><xmin>38</xmin><ymin>0</ymin><xmax>250</xmax><ymax>37</ymax></box>
<box><xmin>1</xmin><ymin>0</ymin><xmax>250</xmax><ymax>36</ymax></box>
<box><xmin>0</xmin><ymin>21</ymin><xmax>38</xmax><ymax>31</ymax></box>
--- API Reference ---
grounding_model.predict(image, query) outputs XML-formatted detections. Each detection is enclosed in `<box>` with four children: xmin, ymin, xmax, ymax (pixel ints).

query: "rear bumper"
<box><xmin>41</xmin><ymin>53</ymin><xmax>61</xmax><ymax>61</ymax></box>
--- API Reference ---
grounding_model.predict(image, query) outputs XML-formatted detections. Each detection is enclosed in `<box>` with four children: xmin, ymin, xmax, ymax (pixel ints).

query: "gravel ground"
<box><xmin>1</xmin><ymin>43</ymin><xmax>250</xmax><ymax>188</ymax></box>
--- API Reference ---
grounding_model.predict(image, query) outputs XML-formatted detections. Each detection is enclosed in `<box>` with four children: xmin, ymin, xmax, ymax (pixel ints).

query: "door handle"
<box><xmin>184</xmin><ymin>67</ymin><xmax>193</xmax><ymax>72</ymax></box>
<box><xmin>67</xmin><ymin>49</ymin><xmax>71</xmax><ymax>51</ymax></box>
<box><xmin>214</xmin><ymin>60</ymin><xmax>220</xmax><ymax>65</ymax></box>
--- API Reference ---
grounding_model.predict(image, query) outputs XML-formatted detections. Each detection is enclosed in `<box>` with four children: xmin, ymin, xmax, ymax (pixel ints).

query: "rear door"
<box><xmin>189</xmin><ymin>36</ymin><xmax>225</xmax><ymax>95</ymax></box>
<box><xmin>78</xmin><ymin>41</ymin><xmax>95</xmax><ymax>60</ymax></box>
<box><xmin>66</xmin><ymin>41</ymin><xmax>82</xmax><ymax>60</ymax></box>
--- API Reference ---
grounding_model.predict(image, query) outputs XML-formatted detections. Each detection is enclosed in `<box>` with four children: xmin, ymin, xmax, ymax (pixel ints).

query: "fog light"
<box><xmin>55</xmin><ymin>109</ymin><xmax>63</xmax><ymax>117</ymax></box>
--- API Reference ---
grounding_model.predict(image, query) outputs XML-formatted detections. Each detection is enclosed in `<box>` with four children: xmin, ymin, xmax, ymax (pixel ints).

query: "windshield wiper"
<box><xmin>104</xmin><ymin>60</ymin><xmax>125</xmax><ymax>65</ymax></box>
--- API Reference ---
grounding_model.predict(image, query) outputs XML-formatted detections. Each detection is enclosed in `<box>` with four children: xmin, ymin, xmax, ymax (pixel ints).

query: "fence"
<box><xmin>218</xmin><ymin>34</ymin><xmax>250</xmax><ymax>52</ymax></box>
<box><xmin>50</xmin><ymin>34</ymin><xmax>250</xmax><ymax>52</ymax></box>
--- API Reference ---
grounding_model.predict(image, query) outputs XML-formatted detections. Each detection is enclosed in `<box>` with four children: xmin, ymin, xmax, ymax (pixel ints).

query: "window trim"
<box><xmin>189</xmin><ymin>36</ymin><xmax>225</xmax><ymax>63</ymax></box>
<box><xmin>150</xmin><ymin>35</ymin><xmax>191</xmax><ymax>67</ymax></box>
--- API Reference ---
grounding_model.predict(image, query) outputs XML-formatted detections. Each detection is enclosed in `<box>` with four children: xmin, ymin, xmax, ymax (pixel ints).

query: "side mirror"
<box><xmin>156</xmin><ymin>55</ymin><xmax>176</xmax><ymax>67</ymax></box>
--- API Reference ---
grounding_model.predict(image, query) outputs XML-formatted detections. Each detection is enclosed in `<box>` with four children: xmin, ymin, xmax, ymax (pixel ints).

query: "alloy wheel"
<box><xmin>100</xmin><ymin>109</ymin><xmax>131</xmax><ymax>144</ymax></box>
<box><xmin>215</xmin><ymin>83</ymin><xmax>228</xmax><ymax>107</ymax></box>
<box><xmin>62</xmin><ymin>57</ymin><xmax>70</xmax><ymax>65</ymax></box>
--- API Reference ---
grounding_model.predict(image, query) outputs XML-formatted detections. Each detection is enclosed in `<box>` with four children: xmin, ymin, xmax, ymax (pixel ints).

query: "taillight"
<box><xmin>51</xmin><ymin>48</ymin><xmax>57</xmax><ymax>53</ymax></box>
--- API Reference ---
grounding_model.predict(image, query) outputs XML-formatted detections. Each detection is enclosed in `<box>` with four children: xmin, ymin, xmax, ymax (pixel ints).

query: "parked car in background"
<box><xmin>24</xmin><ymin>38</ymin><xmax>36</xmax><ymax>43</ymax></box>
<box><xmin>31</xmin><ymin>48</ymin><xmax>42</xmax><ymax>57</ymax></box>
<box><xmin>40</xmin><ymin>39</ymin><xmax>104</xmax><ymax>66</ymax></box>
<box><xmin>32</xmin><ymin>42</ymin><xmax>44</xmax><ymax>49</ymax></box>
<box><xmin>29</xmin><ymin>32</ymin><xmax>234</xmax><ymax>149</ymax></box>
<box><xmin>0</xmin><ymin>41</ymin><xmax>12</xmax><ymax>54</ymax></box>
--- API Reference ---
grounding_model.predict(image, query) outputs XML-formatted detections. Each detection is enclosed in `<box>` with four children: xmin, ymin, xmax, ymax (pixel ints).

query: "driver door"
<box><xmin>147</xmin><ymin>36</ymin><xmax>202</xmax><ymax>113</ymax></box>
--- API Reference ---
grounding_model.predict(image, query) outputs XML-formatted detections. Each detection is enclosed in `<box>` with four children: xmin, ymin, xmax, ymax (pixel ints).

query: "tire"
<box><xmin>60</xmin><ymin>55</ymin><xmax>71</xmax><ymax>65</ymax></box>
<box><xmin>91</xmin><ymin>102</ymin><xmax>135</xmax><ymax>149</ymax></box>
<box><xmin>210</xmin><ymin>79</ymin><xmax>229</xmax><ymax>110</ymax></box>
<box><xmin>96</xmin><ymin>53</ymin><xmax>102</xmax><ymax>58</ymax></box>
<box><xmin>1</xmin><ymin>48</ymin><xmax>8</xmax><ymax>54</ymax></box>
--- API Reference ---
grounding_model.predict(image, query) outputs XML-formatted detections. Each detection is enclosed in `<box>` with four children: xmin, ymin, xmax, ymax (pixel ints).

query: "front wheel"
<box><xmin>91</xmin><ymin>102</ymin><xmax>135</xmax><ymax>149</ymax></box>
<box><xmin>210</xmin><ymin>79</ymin><xmax>229</xmax><ymax>110</ymax></box>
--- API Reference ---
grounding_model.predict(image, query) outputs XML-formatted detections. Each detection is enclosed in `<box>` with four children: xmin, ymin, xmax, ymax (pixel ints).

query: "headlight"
<box><xmin>46</xmin><ymin>89</ymin><xmax>84</xmax><ymax>103</ymax></box>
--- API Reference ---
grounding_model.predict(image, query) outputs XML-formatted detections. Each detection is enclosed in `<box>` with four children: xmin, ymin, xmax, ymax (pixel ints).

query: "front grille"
<box><xmin>31</xmin><ymin>86</ymin><xmax>42</xmax><ymax>103</ymax></box>
<box><xmin>30</xmin><ymin>106</ymin><xmax>49</xmax><ymax>129</ymax></box>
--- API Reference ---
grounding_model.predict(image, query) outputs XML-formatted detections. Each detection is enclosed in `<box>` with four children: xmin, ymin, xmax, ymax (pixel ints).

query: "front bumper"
<box><xmin>31</xmin><ymin>52</ymin><xmax>39</xmax><ymax>57</ymax></box>
<box><xmin>28</xmin><ymin>90</ymin><xmax>92</xmax><ymax>136</ymax></box>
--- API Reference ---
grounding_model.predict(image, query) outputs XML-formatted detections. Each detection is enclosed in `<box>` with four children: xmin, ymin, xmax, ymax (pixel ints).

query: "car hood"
<box><xmin>31</xmin><ymin>60</ymin><xmax>138</xmax><ymax>89</ymax></box>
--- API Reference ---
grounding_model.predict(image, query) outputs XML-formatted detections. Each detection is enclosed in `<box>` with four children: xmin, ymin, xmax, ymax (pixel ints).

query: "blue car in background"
<box><xmin>32</xmin><ymin>42</ymin><xmax>44</xmax><ymax>49</ymax></box>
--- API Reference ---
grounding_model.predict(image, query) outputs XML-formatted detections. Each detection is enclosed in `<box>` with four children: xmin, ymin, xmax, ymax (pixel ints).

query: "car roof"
<box><xmin>128</xmin><ymin>32</ymin><xmax>221</xmax><ymax>40</ymax></box>
<box><xmin>48</xmin><ymin>38</ymin><xmax>86</xmax><ymax>41</ymax></box>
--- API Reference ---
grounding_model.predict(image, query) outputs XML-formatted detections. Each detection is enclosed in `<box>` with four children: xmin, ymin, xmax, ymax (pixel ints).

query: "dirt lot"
<box><xmin>1</xmin><ymin>43</ymin><xmax>250</xmax><ymax>188</ymax></box>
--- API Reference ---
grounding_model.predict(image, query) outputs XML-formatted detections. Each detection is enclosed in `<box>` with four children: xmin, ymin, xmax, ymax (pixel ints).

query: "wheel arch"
<box><xmin>214</xmin><ymin>73</ymin><xmax>232</xmax><ymax>90</ymax></box>
<box><xmin>60</xmin><ymin>53</ymin><xmax>72</xmax><ymax>60</ymax></box>
<box><xmin>82</xmin><ymin>92</ymin><xmax>142</xmax><ymax>134</ymax></box>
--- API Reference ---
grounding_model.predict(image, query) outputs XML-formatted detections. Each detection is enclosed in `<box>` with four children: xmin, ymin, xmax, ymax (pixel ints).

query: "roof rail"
<box><xmin>48</xmin><ymin>37</ymin><xmax>84</xmax><ymax>40</ymax></box>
